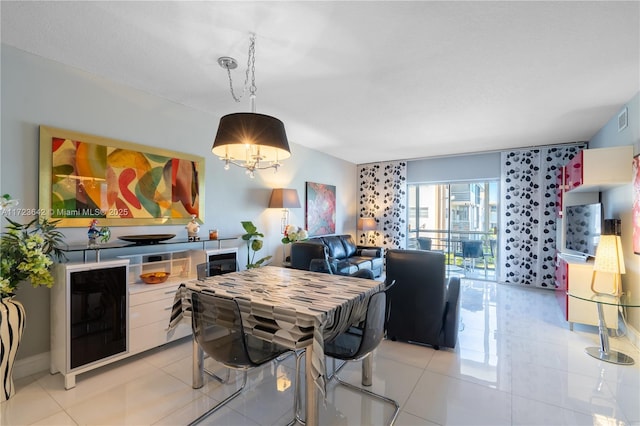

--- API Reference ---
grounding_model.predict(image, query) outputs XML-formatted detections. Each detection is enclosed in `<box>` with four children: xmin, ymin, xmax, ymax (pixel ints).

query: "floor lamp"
<box><xmin>269</xmin><ymin>188</ymin><xmax>301</xmax><ymax>260</ymax></box>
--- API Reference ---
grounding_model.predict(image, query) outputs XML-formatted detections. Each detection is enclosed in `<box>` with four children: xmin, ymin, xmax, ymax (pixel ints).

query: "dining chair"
<box><xmin>416</xmin><ymin>236</ymin><xmax>432</xmax><ymax>250</ymax></box>
<box><xmin>460</xmin><ymin>240</ymin><xmax>487</xmax><ymax>277</ymax></box>
<box><xmin>194</xmin><ymin>262</ymin><xmax>232</xmax><ymax>385</ymax></box>
<box><xmin>189</xmin><ymin>291</ymin><xmax>301</xmax><ymax>426</ymax></box>
<box><xmin>485</xmin><ymin>239</ymin><xmax>497</xmax><ymax>270</ymax></box>
<box><xmin>383</xmin><ymin>279</ymin><xmax>396</xmax><ymax>332</ymax></box>
<box><xmin>320</xmin><ymin>291</ymin><xmax>400</xmax><ymax>426</ymax></box>
<box><xmin>335</xmin><ymin>279</ymin><xmax>396</xmax><ymax>344</ymax></box>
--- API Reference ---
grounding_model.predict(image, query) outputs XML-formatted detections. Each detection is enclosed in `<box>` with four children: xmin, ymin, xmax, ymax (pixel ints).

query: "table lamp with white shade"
<box><xmin>358</xmin><ymin>217</ymin><xmax>377</xmax><ymax>245</ymax></box>
<box><xmin>590</xmin><ymin>234</ymin><xmax>625</xmax><ymax>296</ymax></box>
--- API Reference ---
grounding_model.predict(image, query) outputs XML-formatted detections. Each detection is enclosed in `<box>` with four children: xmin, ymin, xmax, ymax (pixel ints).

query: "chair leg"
<box><xmin>296</xmin><ymin>357</ymin><xmax>400</xmax><ymax>426</ymax></box>
<box><xmin>332</xmin><ymin>362</ymin><xmax>400</xmax><ymax>426</ymax></box>
<box><xmin>204</xmin><ymin>366</ymin><xmax>230</xmax><ymax>384</ymax></box>
<box><xmin>188</xmin><ymin>370</ymin><xmax>248</xmax><ymax>426</ymax></box>
<box><xmin>293</xmin><ymin>350</ymin><xmax>344</xmax><ymax>426</ymax></box>
<box><xmin>326</xmin><ymin>357</ymin><xmax>348</xmax><ymax>382</ymax></box>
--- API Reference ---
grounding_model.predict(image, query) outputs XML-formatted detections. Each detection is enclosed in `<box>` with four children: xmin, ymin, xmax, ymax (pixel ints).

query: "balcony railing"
<box><xmin>408</xmin><ymin>229</ymin><xmax>498</xmax><ymax>280</ymax></box>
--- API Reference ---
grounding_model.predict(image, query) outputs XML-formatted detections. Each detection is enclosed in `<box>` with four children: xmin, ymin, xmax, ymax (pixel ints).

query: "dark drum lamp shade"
<box><xmin>212</xmin><ymin>113</ymin><xmax>291</xmax><ymax>165</ymax></box>
<box><xmin>269</xmin><ymin>188</ymin><xmax>301</xmax><ymax>209</ymax></box>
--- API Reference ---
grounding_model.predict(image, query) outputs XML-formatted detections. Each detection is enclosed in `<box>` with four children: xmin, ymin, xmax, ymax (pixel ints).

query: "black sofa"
<box><xmin>289</xmin><ymin>234</ymin><xmax>384</xmax><ymax>278</ymax></box>
<box><xmin>384</xmin><ymin>249</ymin><xmax>461</xmax><ymax>349</ymax></box>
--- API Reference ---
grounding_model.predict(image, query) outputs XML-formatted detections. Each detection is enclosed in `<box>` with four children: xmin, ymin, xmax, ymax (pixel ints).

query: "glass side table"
<box><xmin>567</xmin><ymin>290</ymin><xmax>640</xmax><ymax>365</ymax></box>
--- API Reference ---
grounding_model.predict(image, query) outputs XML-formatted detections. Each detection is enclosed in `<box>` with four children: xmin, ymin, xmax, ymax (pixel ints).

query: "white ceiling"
<box><xmin>1</xmin><ymin>1</ymin><xmax>639</xmax><ymax>164</ymax></box>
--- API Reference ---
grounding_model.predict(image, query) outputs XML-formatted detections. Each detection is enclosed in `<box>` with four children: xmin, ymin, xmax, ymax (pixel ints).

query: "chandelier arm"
<box><xmin>218</xmin><ymin>157</ymin><xmax>280</xmax><ymax>171</ymax></box>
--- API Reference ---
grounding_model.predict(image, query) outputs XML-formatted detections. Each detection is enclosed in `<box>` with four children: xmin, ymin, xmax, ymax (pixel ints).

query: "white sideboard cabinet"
<box><xmin>51</xmin><ymin>260</ymin><xmax>130</xmax><ymax>390</ymax></box>
<box><xmin>51</xmin><ymin>242</ymin><xmax>238</xmax><ymax>389</ymax></box>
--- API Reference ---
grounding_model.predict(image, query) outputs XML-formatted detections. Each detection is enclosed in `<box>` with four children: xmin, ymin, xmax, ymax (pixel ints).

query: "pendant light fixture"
<box><xmin>211</xmin><ymin>34</ymin><xmax>290</xmax><ymax>178</ymax></box>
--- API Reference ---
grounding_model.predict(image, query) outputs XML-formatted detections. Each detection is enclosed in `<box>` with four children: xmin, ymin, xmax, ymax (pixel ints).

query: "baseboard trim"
<box><xmin>627</xmin><ymin>324</ymin><xmax>640</xmax><ymax>351</ymax></box>
<box><xmin>13</xmin><ymin>352</ymin><xmax>50</xmax><ymax>380</ymax></box>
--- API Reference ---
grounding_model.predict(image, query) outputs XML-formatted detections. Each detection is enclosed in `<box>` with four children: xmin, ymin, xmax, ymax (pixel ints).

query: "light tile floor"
<box><xmin>2</xmin><ymin>279</ymin><xmax>639</xmax><ymax>425</ymax></box>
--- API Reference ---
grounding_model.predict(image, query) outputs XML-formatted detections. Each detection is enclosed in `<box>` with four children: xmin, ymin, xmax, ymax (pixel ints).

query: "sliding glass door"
<box><xmin>407</xmin><ymin>180</ymin><xmax>499</xmax><ymax>280</ymax></box>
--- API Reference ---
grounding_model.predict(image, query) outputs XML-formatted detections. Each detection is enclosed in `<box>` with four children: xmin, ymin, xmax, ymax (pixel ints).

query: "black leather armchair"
<box><xmin>384</xmin><ymin>249</ymin><xmax>461</xmax><ymax>349</ymax></box>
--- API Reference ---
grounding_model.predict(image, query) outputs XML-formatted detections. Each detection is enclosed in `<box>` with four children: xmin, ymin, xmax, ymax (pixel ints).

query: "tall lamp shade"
<box><xmin>268</xmin><ymin>188</ymin><xmax>301</xmax><ymax>209</ymax></box>
<box><xmin>357</xmin><ymin>218</ymin><xmax>377</xmax><ymax>231</ymax></box>
<box><xmin>269</xmin><ymin>188</ymin><xmax>300</xmax><ymax>233</ymax></box>
<box><xmin>591</xmin><ymin>234</ymin><xmax>625</xmax><ymax>296</ymax></box>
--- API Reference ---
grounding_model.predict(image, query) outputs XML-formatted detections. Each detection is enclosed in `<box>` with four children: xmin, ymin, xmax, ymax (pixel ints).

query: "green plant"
<box><xmin>1</xmin><ymin>215</ymin><xmax>66</xmax><ymax>298</ymax></box>
<box><xmin>240</xmin><ymin>221</ymin><xmax>272</xmax><ymax>269</ymax></box>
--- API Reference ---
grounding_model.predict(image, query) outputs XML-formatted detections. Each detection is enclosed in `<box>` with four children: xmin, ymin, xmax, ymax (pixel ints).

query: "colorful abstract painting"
<box><xmin>39</xmin><ymin>126</ymin><xmax>204</xmax><ymax>227</ymax></box>
<box><xmin>305</xmin><ymin>182</ymin><xmax>336</xmax><ymax>236</ymax></box>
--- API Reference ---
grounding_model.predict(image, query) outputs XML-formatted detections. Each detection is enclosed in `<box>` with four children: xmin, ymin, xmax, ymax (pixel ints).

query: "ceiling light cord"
<box><xmin>223</xmin><ymin>34</ymin><xmax>257</xmax><ymax>104</ymax></box>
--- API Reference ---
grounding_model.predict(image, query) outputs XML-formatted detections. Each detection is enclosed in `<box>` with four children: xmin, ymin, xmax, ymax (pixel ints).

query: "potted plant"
<box><xmin>0</xmin><ymin>194</ymin><xmax>66</xmax><ymax>400</ymax></box>
<box><xmin>240</xmin><ymin>221</ymin><xmax>272</xmax><ymax>269</ymax></box>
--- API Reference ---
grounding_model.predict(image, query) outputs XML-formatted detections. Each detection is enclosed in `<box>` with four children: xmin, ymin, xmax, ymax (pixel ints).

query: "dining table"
<box><xmin>169</xmin><ymin>265</ymin><xmax>384</xmax><ymax>426</ymax></box>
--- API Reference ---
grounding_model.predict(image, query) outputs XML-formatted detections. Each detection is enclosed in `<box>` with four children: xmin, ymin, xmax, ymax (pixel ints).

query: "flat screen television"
<box><xmin>564</xmin><ymin>203</ymin><xmax>602</xmax><ymax>257</ymax></box>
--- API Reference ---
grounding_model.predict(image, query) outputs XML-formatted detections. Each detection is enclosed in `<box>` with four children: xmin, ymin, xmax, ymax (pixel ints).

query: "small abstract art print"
<box><xmin>305</xmin><ymin>182</ymin><xmax>336</xmax><ymax>236</ymax></box>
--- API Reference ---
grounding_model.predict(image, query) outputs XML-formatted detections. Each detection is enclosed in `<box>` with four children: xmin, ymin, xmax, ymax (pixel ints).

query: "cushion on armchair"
<box><xmin>359</xmin><ymin>248</ymin><xmax>380</xmax><ymax>257</ymax></box>
<box><xmin>322</xmin><ymin>236</ymin><xmax>347</xmax><ymax>259</ymax></box>
<box><xmin>340</xmin><ymin>235</ymin><xmax>358</xmax><ymax>257</ymax></box>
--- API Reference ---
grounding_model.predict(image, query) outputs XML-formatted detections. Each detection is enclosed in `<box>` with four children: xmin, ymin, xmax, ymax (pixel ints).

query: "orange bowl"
<box><xmin>140</xmin><ymin>272</ymin><xmax>170</xmax><ymax>284</ymax></box>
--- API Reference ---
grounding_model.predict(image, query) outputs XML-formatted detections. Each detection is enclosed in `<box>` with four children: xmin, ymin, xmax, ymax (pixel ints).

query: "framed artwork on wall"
<box><xmin>305</xmin><ymin>182</ymin><xmax>336</xmax><ymax>236</ymax></box>
<box><xmin>633</xmin><ymin>154</ymin><xmax>640</xmax><ymax>255</ymax></box>
<box><xmin>38</xmin><ymin>126</ymin><xmax>205</xmax><ymax>227</ymax></box>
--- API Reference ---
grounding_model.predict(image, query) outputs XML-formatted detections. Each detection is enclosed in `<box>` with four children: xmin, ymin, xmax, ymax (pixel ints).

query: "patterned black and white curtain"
<box><xmin>500</xmin><ymin>143</ymin><xmax>586</xmax><ymax>288</ymax></box>
<box><xmin>357</xmin><ymin>161</ymin><xmax>407</xmax><ymax>250</ymax></box>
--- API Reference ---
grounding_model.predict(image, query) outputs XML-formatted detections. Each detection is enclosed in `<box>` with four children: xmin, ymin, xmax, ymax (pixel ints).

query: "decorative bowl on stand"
<box><xmin>118</xmin><ymin>234</ymin><xmax>176</xmax><ymax>245</ymax></box>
